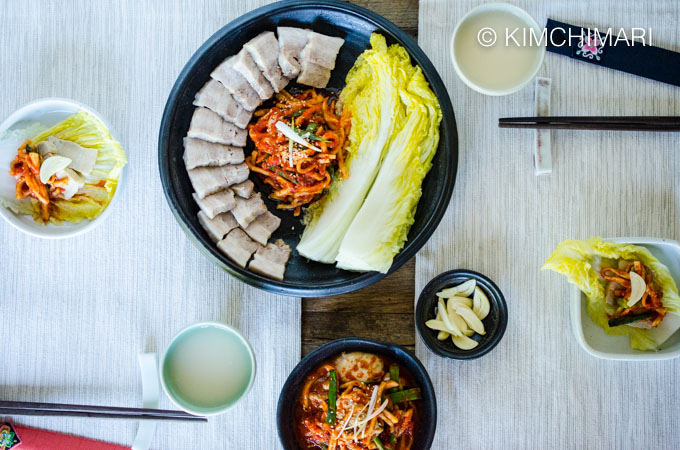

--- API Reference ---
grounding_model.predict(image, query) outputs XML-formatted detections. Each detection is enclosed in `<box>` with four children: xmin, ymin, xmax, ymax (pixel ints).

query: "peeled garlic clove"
<box><xmin>425</xmin><ymin>319</ymin><xmax>452</xmax><ymax>334</ymax></box>
<box><xmin>447</xmin><ymin>296</ymin><xmax>473</xmax><ymax>311</ymax></box>
<box><xmin>628</xmin><ymin>271</ymin><xmax>647</xmax><ymax>307</ymax></box>
<box><xmin>473</xmin><ymin>286</ymin><xmax>491</xmax><ymax>319</ymax></box>
<box><xmin>450</xmin><ymin>310</ymin><xmax>470</xmax><ymax>335</ymax></box>
<box><xmin>452</xmin><ymin>334</ymin><xmax>479</xmax><ymax>350</ymax></box>
<box><xmin>438</xmin><ymin>299</ymin><xmax>462</xmax><ymax>336</ymax></box>
<box><xmin>435</xmin><ymin>310</ymin><xmax>449</xmax><ymax>341</ymax></box>
<box><xmin>39</xmin><ymin>155</ymin><xmax>72</xmax><ymax>183</ymax></box>
<box><xmin>436</xmin><ymin>279</ymin><xmax>476</xmax><ymax>298</ymax></box>
<box><xmin>463</xmin><ymin>329</ymin><xmax>475</xmax><ymax>337</ymax></box>
<box><xmin>454</xmin><ymin>303</ymin><xmax>486</xmax><ymax>335</ymax></box>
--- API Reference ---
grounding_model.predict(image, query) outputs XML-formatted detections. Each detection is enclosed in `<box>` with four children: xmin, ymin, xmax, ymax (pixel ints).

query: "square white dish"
<box><xmin>570</xmin><ymin>237</ymin><xmax>680</xmax><ymax>361</ymax></box>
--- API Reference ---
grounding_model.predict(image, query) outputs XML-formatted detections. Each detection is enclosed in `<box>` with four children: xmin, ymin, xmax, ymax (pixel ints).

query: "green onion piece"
<box><xmin>373</xmin><ymin>437</ymin><xmax>385</xmax><ymax>450</ymax></box>
<box><xmin>307</xmin><ymin>134</ymin><xmax>330</xmax><ymax>143</ymax></box>
<box><xmin>388</xmin><ymin>364</ymin><xmax>401</xmax><ymax>394</ymax></box>
<box><xmin>305</xmin><ymin>122</ymin><xmax>319</xmax><ymax>133</ymax></box>
<box><xmin>608</xmin><ymin>312</ymin><xmax>654</xmax><ymax>327</ymax></box>
<box><xmin>387</xmin><ymin>388</ymin><xmax>422</xmax><ymax>404</ymax></box>
<box><xmin>276</xmin><ymin>171</ymin><xmax>295</xmax><ymax>183</ymax></box>
<box><xmin>326</xmin><ymin>369</ymin><xmax>337</xmax><ymax>425</ymax></box>
<box><xmin>292</xmin><ymin>109</ymin><xmax>305</xmax><ymax>117</ymax></box>
<box><xmin>390</xmin><ymin>433</ymin><xmax>397</xmax><ymax>445</ymax></box>
<box><xmin>389</xmin><ymin>364</ymin><xmax>399</xmax><ymax>383</ymax></box>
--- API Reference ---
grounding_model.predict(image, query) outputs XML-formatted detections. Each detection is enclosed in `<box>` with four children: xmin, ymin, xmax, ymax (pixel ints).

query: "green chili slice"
<box><xmin>326</xmin><ymin>369</ymin><xmax>337</xmax><ymax>425</ymax></box>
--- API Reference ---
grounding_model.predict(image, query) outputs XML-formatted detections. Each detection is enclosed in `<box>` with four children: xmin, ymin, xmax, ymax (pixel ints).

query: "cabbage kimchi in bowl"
<box><xmin>278</xmin><ymin>338</ymin><xmax>436</xmax><ymax>450</ymax></box>
<box><xmin>296</xmin><ymin>352</ymin><xmax>420</xmax><ymax>449</ymax></box>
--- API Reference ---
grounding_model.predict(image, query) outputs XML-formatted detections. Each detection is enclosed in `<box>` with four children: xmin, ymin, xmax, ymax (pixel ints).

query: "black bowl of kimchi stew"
<box><xmin>277</xmin><ymin>338</ymin><xmax>436</xmax><ymax>450</ymax></box>
<box><xmin>158</xmin><ymin>0</ymin><xmax>458</xmax><ymax>297</ymax></box>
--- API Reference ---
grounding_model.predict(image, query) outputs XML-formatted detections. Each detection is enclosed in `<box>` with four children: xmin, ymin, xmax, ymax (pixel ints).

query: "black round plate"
<box><xmin>159</xmin><ymin>0</ymin><xmax>458</xmax><ymax>297</ymax></box>
<box><xmin>276</xmin><ymin>337</ymin><xmax>437</xmax><ymax>449</ymax></box>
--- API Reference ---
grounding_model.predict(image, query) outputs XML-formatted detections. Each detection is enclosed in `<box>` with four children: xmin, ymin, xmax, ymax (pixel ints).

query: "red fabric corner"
<box><xmin>12</xmin><ymin>425</ymin><xmax>130</xmax><ymax>450</ymax></box>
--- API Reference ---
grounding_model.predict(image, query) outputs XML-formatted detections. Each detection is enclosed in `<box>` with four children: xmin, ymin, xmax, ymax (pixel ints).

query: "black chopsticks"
<box><xmin>0</xmin><ymin>401</ymin><xmax>207</xmax><ymax>422</ymax></box>
<box><xmin>499</xmin><ymin>116</ymin><xmax>680</xmax><ymax>132</ymax></box>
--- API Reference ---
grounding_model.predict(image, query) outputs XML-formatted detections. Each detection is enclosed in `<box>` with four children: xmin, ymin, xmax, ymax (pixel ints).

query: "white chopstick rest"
<box><xmin>132</xmin><ymin>353</ymin><xmax>160</xmax><ymax>450</ymax></box>
<box><xmin>534</xmin><ymin>77</ymin><xmax>552</xmax><ymax>176</ymax></box>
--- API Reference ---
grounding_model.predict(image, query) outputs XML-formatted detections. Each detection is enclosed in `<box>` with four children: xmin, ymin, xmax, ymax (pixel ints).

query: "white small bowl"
<box><xmin>0</xmin><ymin>98</ymin><xmax>125</xmax><ymax>239</ymax></box>
<box><xmin>450</xmin><ymin>2</ymin><xmax>545</xmax><ymax>95</ymax></box>
<box><xmin>571</xmin><ymin>237</ymin><xmax>680</xmax><ymax>361</ymax></box>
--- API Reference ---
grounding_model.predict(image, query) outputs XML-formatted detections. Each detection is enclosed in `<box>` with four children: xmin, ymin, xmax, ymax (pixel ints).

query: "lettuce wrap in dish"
<box><xmin>543</xmin><ymin>237</ymin><xmax>680</xmax><ymax>350</ymax></box>
<box><xmin>4</xmin><ymin>111</ymin><xmax>126</xmax><ymax>224</ymax></box>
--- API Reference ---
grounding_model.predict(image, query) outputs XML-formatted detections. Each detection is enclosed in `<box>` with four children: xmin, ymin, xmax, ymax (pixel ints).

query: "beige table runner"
<box><xmin>417</xmin><ymin>1</ymin><xmax>680</xmax><ymax>448</ymax></box>
<box><xmin>0</xmin><ymin>1</ymin><xmax>300</xmax><ymax>448</ymax></box>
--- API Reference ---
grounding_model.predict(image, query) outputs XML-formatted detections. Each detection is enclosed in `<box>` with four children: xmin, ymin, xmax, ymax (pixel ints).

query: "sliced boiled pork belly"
<box><xmin>187</xmin><ymin>107</ymin><xmax>247</xmax><ymax>147</ymax></box>
<box><xmin>244</xmin><ymin>32</ymin><xmax>289</xmax><ymax>93</ymax></box>
<box><xmin>187</xmin><ymin>163</ymin><xmax>249</xmax><ymax>199</ymax></box>
<box><xmin>193</xmin><ymin>190</ymin><xmax>235</xmax><ymax>220</ymax></box>
<box><xmin>231</xmin><ymin>179</ymin><xmax>254</xmax><ymax>198</ymax></box>
<box><xmin>211</xmin><ymin>57</ymin><xmax>261</xmax><ymax>111</ymax></box>
<box><xmin>248</xmin><ymin>239</ymin><xmax>291</xmax><ymax>281</ymax></box>
<box><xmin>242</xmin><ymin>211</ymin><xmax>281</xmax><ymax>246</ymax></box>
<box><xmin>300</xmin><ymin>32</ymin><xmax>345</xmax><ymax>70</ymax></box>
<box><xmin>198</xmin><ymin>210</ymin><xmax>239</xmax><ymax>243</ymax></box>
<box><xmin>277</xmin><ymin>27</ymin><xmax>310</xmax><ymax>78</ymax></box>
<box><xmin>297</xmin><ymin>32</ymin><xmax>344</xmax><ymax>88</ymax></box>
<box><xmin>217</xmin><ymin>228</ymin><xmax>261</xmax><ymax>268</ymax></box>
<box><xmin>297</xmin><ymin>62</ymin><xmax>332</xmax><ymax>89</ymax></box>
<box><xmin>231</xmin><ymin>192</ymin><xmax>267</xmax><ymax>228</ymax></box>
<box><xmin>193</xmin><ymin>79</ymin><xmax>252</xmax><ymax>128</ymax></box>
<box><xmin>183</xmin><ymin>137</ymin><xmax>244</xmax><ymax>170</ymax></box>
<box><xmin>232</xmin><ymin>49</ymin><xmax>273</xmax><ymax>100</ymax></box>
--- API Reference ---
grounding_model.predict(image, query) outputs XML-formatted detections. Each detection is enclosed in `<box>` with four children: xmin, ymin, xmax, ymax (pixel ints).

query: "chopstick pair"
<box><xmin>499</xmin><ymin>116</ymin><xmax>680</xmax><ymax>132</ymax></box>
<box><xmin>0</xmin><ymin>400</ymin><xmax>207</xmax><ymax>422</ymax></box>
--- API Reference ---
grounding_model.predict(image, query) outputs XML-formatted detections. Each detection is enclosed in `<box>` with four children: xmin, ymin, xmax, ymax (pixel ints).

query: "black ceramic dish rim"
<box><xmin>416</xmin><ymin>269</ymin><xmax>508</xmax><ymax>360</ymax></box>
<box><xmin>158</xmin><ymin>0</ymin><xmax>459</xmax><ymax>297</ymax></box>
<box><xmin>276</xmin><ymin>337</ymin><xmax>437</xmax><ymax>450</ymax></box>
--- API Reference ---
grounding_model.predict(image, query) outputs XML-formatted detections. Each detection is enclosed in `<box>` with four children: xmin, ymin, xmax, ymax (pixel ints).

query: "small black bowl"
<box><xmin>416</xmin><ymin>270</ymin><xmax>508</xmax><ymax>360</ymax></box>
<box><xmin>277</xmin><ymin>337</ymin><xmax>436</xmax><ymax>449</ymax></box>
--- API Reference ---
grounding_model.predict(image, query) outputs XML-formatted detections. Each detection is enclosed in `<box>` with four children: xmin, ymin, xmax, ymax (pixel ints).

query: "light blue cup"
<box><xmin>160</xmin><ymin>321</ymin><xmax>256</xmax><ymax>416</ymax></box>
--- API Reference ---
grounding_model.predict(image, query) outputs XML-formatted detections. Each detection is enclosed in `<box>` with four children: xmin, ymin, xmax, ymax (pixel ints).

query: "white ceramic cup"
<box><xmin>160</xmin><ymin>321</ymin><xmax>256</xmax><ymax>416</ymax></box>
<box><xmin>450</xmin><ymin>3</ymin><xmax>545</xmax><ymax>95</ymax></box>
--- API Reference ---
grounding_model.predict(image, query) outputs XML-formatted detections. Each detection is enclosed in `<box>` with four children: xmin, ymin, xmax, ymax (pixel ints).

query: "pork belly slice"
<box><xmin>244</xmin><ymin>32</ymin><xmax>289</xmax><ymax>93</ymax></box>
<box><xmin>183</xmin><ymin>137</ymin><xmax>244</xmax><ymax>170</ymax></box>
<box><xmin>232</xmin><ymin>49</ymin><xmax>274</xmax><ymax>100</ymax></box>
<box><xmin>297</xmin><ymin>61</ymin><xmax>332</xmax><ymax>88</ymax></box>
<box><xmin>231</xmin><ymin>192</ymin><xmax>267</xmax><ymax>228</ymax></box>
<box><xmin>211</xmin><ymin>57</ymin><xmax>261</xmax><ymax>111</ymax></box>
<box><xmin>231</xmin><ymin>179</ymin><xmax>254</xmax><ymax>198</ymax></box>
<box><xmin>248</xmin><ymin>239</ymin><xmax>291</xmax><ymax>281</ymax></box>
<box><xmin>300</xmin><ymin>32</ymin><xmax>345</xmax><ymax>70</ymax></box>
<box><xmin>242</xmin><ymin>211</ymin><xmax>281</xmax><ymax>246</ymax></box>
<box><xmin>187</xmin><ymin>163</ymin><xmax>250</xmax><ymax>199</ymax></box>
<box><xmin>187</xmin><ymin>107</ymin><xmax>248</xmax><ymax>147</ymax></box>
<box><xmin>277</xmin><ymin>27</ymin><xmax>310</xmax><ymax>78</ymax></box>
<box><xmin>193</xmin><ymin>189</ymin><xmax>235</xmax><ymax>220</ymax></box>
<box><xmin>198</xmin><ymin>210</ymin><xmax>239</xmax><ymax>243</ymax></box>
<box><xmin>193</xmin><ymin>79</ymin><xmax>252</xmax><ymax>128</ymax></box>
<box><xmin>217</xmin><ymin>228</ymin><xmax>261</xmax><ymax>268</ymax></box>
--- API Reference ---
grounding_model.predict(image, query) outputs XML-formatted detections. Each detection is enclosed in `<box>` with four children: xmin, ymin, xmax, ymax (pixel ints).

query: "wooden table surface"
<box><xmin>302</xmin><ymin>0</ymin><xmax>419</xmax><ymax>356</ymax></box>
